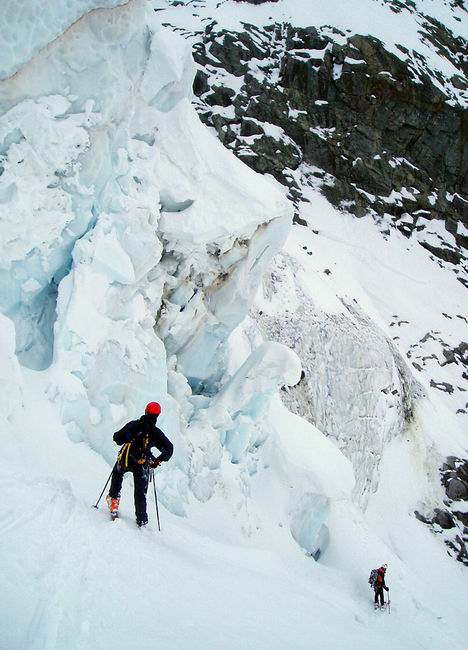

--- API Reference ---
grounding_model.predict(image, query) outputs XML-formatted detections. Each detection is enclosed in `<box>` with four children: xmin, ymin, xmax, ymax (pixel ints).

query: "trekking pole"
<box><xmin>388</xmin><ymin>591</ymin><xmax>391</xmax><ymax>615</ymax></box>
<box><xmin>93</xmin><ymin>463</ymin><xmax>116</xmax><ymax>509</ymax></box>
<box><xmin>151</xmin><ymin>468</ymin><xmax>161</xmax><ymax>532</ymax></box>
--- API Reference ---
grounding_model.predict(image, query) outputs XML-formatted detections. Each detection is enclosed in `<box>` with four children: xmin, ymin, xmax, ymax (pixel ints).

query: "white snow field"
<box><xmin>0</xmin><ymin>2</ymin><xmax>467</xmax><ymax>650</ymax></box>
<box><xmin>1</xmin><ymin>376</ymin><xmax>467</xmax><ymax>650</ymax></box>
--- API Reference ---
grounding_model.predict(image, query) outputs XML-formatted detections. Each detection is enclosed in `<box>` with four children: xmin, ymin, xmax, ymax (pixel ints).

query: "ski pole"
<box><xmin>151</xmin><ymin>468</ymin><xmax>161</xmax><ymax>532</ymax></box>
<box><xmin>93</xmin><ymin>463</ymin><xmax>116</xmax><ymax>508</ymax></box>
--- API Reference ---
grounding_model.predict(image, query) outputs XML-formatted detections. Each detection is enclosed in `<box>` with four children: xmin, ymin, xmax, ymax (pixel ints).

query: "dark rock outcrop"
<box><xmin>233</xmin><ymin>0</ymin><xmax>280</xmax><ymax>4</ymax></box>
<box><xmin>433</xmin><ymin>508</ymin><xmax>456</xmax><ymax>529</ymax></box>
<box><xmin>187</xmin><ymin>18</ymin><xmax>467</xmax><ymax>273</ymax></box>
<box><xmin>417</xmin><ymin>456</ymin><xmax>468</xmax><ymax>566</ymax></box>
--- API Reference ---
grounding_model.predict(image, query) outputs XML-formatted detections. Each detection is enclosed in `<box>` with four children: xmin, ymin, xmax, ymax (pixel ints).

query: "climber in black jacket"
<box><xmin>106</xmin><ymin>402</ymin><xmax>173</xmax><ymax>526</ymax></box>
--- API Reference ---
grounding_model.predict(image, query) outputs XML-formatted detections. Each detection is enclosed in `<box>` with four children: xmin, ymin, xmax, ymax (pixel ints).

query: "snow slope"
<box><xmin>0</xmin><ymin>1</ymin><xmax>467</xmax><ymax>650</ymax></box>
<box><xmin>248</xmin><ymin>193</ymin><xmax>467</xmax><ymax>494</ymax></box>
<box><xmin>2</xmin><ymin>371</ymin><xmax>468</xmax><ymax>650</ymax></box>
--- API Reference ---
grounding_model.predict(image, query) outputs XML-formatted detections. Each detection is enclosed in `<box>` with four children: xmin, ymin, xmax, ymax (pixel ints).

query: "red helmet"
<box><xmin>145</xmin><ymin>402</ymin><xmax>161</xmax><ymax>415</ymax></box>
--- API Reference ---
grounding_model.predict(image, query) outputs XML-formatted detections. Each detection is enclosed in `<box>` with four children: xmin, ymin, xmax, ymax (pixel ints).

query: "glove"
<box><xmin>149</xmin><ymin>456</ymin><xmax>162</xmax><ymax>469</ymax></box>
<box><xmin>385</xmin><ymin>587</ymin><xmax>389</xmax><ymax>592</ymax></box>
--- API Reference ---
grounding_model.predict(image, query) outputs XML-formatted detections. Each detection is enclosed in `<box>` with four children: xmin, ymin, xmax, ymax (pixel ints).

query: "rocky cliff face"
<box><xmin>187</xmin><ymin>9</ymin><xmax>467</xmax><ymax>279</ymax></box>
<box><xmin>416</xmin><ymin>456</ymin><xmax>468</xmax><ymax>567</ymax></box>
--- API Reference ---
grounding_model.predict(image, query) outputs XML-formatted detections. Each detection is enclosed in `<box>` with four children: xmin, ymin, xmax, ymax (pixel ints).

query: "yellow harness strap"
<box><xmin>117</xmin><ymin>434</ymin><xmax>150</xmax><ymax>469</ymax></box>
<box><xmin>118</xmin><ymin>442</ymin><xmax>132</xmax><ymax>470</ymax></box>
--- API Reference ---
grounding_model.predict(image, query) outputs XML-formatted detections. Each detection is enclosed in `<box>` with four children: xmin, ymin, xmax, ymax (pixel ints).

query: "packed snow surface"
<box><xmin>0</xmin><ymin>1</ymin><xmax>467</xmax><ymax>650</ymax></box>
<box><xmin>1</xmin><ymin>374</ymin><xmax>468</xmax><ymax>650</ymax></box>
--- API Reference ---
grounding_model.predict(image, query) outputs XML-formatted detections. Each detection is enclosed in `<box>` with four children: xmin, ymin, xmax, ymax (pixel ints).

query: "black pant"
<box><xmin>374</xmin><ymin>586</ymin><xmax>385</xmax><ymax>606</ymax></box>
<box><xmin>109</xmin><ymin>463</ymin><xmax>149</xmax><ymax>523</ymax></box>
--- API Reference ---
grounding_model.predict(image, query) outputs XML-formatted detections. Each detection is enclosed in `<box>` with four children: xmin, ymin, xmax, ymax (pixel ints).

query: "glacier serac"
<box><xmin>0</xmin><ymin>0</ymin><xmax>293</xmax><ymax>460</ymax></box>
<box><xmin>0</xmin><ymin>1</ymin><xmax>467</xmax><ymax>650</ymax></box>
<box><xmin>0</xmin><ymin>0</ymin><xmax>307</xmax><ymax>549</ymax></box>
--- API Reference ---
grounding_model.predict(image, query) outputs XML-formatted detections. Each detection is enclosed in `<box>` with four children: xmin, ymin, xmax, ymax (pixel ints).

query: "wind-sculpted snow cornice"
<box><xmin>0</xmin><ymin>0</ymin><xmax>131</xmax><ymax>81</ymax></box>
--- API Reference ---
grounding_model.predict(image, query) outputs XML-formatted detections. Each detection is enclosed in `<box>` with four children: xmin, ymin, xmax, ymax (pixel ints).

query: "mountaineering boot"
<box><xmin>136</xmin><ymin>518</ymin><xmax>148</xmax><ymax>528</ymax></box>
<box><xmin>106</xmin><ymin>495</ymin><xmax>120</xmax><ymax>519</ymax></box>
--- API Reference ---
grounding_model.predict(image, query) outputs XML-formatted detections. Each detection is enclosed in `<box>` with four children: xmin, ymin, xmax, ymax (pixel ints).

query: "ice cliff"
<box><xmin>0</xmin><ymin>0</ymin><xmax>304</xmax><ymax>522</ymax></box>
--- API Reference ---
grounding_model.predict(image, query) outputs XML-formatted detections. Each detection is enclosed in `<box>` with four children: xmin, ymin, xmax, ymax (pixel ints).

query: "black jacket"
<box><xmin>114</xmin><ymin>414</ymin><xmax>173</xmax><ymax>468</ymax></box>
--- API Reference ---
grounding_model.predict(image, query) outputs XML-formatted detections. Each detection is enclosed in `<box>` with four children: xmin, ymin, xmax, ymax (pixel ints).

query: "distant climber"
<box><xmin>106</xmin><ymin>402</ymin><xmax>173</xmax><ymax>527</ymax></box>
<box><xmin>369</xmin><ymin>564</ymin><xmax>389</xmax><ymax>609</ymax></box>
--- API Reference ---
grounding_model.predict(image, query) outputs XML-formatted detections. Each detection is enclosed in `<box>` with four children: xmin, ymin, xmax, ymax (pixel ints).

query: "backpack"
<box><xmin>368</xmin><ymin>569</ymin><xmax>378</xmax><ymax>588</ymax></box>
<box><xmin>117</xmin><ymin>431</ymin><xmax>150</xmax><ymax>470</ymax></box>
